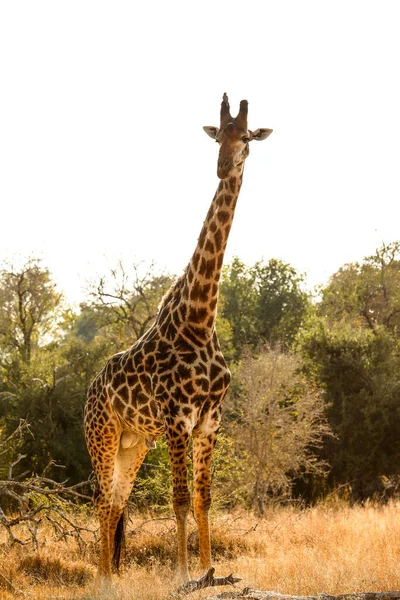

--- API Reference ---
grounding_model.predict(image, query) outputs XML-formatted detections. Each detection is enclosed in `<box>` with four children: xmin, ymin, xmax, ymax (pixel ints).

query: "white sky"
<box><xmin>1</xmin><ymin>1</ymin><xmax>399</xmax><ymax>305</ymax></box>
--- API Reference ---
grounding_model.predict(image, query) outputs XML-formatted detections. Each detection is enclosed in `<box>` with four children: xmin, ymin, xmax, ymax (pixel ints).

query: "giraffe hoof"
<box><xmin>92</xmin><ymin>574</ymin><xmax>116</xmax><ymax>597</ymax></box>
<box><xmin>175</xmin><ymin>569</ymin><xmax>191</xmax><ymax>587</ymax></box>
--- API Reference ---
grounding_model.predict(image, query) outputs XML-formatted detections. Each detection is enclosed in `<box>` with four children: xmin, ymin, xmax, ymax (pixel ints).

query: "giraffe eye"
<box><xmin>242</xmin><ymin>136</ymin><xmax>250</xmax><ymax>143</ymax></box>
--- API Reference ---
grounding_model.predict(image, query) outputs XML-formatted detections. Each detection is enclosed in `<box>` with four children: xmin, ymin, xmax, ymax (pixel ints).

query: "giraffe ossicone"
<box><xmin>84</xmin><ymin>93</ymin><xmax>272</xmax><ymax>585</ymax></box>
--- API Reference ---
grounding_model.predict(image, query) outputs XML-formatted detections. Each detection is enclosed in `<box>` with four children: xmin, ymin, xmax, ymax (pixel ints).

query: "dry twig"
<box><xmin>177</xmin><ymin>567</ymin><xmax>241</xmax><ymax>594</ymax></box>
<box><xmin>0</xmin><ymin>431</ymin><xmax>96</xmax><ymax>550</ymax></box>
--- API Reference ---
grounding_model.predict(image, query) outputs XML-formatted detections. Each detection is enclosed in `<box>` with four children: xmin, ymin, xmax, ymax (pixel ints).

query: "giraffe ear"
<box><xmin>203</xmin><ymin>126</ymin><xmax>219</xmax><ymax>140</ymax></box>
<box><xmin>250</xmin><ymin>128</ymin><xmax>273</xmax><ymax>141</ymax></box>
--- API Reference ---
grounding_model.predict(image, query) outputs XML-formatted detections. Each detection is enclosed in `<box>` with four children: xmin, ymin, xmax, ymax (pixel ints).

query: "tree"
<box><xmin>0</xmin><ymin>258</ymin><xmax>115</xmax><ymax>482</ymax></box>
<box><xmin>319</xmin><ymin>241</ymin><xmax>400</xmax><ymax>333</ymax></box>
<box><xmin>0</xmin><ymin>329</ymin><xmax>114</xmax><ymax>482</ymax></box>
<box><xmin>85</xmin><ymin>260</ymin><xmax>174</xmax><ymax>347</ymax></box>
<box><xmin>220</xmin><ymin>257</ymin><xmax>310</xmax><ymax>357</ymax></box>
<box><xmin>296</xmin><ymin>241</ymin><xmax>400</xmax><ymax>500</ymax></box>
<box><xmin>255</xmin><ymin>259</ymin><xmax>310</xmax><ymax>345</ymax></box>
<box><xmin>299</xmin><ymin>318</ymin><xmax>400</xmax><ymax>499</ymax></box>
<box><xmin>0</xmin><ymin>259</ymin><xmax>63</xmax><ymax>364</ymax></box>
<box><xmin>219</xmin><ymin>257</ymin><xmax>259</xmax><ymax>353</ymax></box>
<box><xmin>223</xmin><ymin>347</ymin><xmax>329</xmax><ymax>512</ymax></box>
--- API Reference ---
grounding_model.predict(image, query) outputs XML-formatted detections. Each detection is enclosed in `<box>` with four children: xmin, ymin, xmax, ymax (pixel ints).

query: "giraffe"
<box><xmin>84</xmin><ymin>93</ymin><xmax>272</xmax><ymax>585</ymax></box>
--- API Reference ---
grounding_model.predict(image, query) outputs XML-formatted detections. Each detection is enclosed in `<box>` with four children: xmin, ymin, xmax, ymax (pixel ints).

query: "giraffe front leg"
<box><xmin>166</xmin><ymin>429</ymin><xmax>191</xmax><ymax>582</ymax></box>
<box><xmin>192</xmin><ymin>428</ymin><xmax>218</xmax><ymax>572</ymax></box>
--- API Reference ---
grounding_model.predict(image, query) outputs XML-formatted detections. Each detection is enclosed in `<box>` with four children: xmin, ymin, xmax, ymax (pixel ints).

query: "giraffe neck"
<box><xmin>181</xmin><ymin>163</ymin><xmax>245</xmax><ymax>340</ymax></box>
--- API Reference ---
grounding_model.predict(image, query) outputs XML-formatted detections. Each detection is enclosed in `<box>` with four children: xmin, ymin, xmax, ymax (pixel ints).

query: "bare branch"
<box><xmin>0</xmin><ymin>470</ymin><xmax>96</xmax><ymax>549</ymax></box>
<box><xmin>0</xmin><ymin>419</ymin><xmax>32</xmax><ymax>455</ymax></box>
<box><xmin>85</xmin><ymin>260</ymin><xmax>174</xmax><ymax>341</ymax></box>
<box><xmin>8</xmin><ymin>454</ymin><xmax>27</xmax><ymax>480</ymax></box>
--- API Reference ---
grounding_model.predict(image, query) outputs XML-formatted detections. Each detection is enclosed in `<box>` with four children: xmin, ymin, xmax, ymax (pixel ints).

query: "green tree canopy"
<box><xmin>299</xmin><ymin>318</ymin><xmax>400</xmax><ymax>499</ymax></box>
<box><xmin>0</xmin><ymin>259</ymin><xmax>63</xmax><ymax>364</ymax></box>
<box><xmin>220</xmin><ymin>256</ymin><xmax>310</xmax><ymax>357</ymax></box>
<box><xmin>319</xmin><ymin>241</ymin><xmax>400</xmax><ymax>333</ymax></box>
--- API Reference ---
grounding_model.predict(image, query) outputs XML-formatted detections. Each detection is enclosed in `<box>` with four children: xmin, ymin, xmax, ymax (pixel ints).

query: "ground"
<box><xmin>1</xmin><ymin>502</ymin><xmax>400</xmax><ymax>599</ymax></box>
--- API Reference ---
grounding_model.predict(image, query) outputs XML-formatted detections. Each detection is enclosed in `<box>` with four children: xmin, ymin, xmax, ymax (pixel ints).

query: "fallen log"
<box><xmin>177</xmin><ymin>567</ymin><xmax>241</xmax><ymax>594</ymax></box>
<box><xmin>203</xmin><ymin>589</ymin><xmax>400</xmax><ymax>600</ymax></box>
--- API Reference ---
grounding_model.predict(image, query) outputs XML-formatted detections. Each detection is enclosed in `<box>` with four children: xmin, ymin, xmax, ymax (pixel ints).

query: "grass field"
<box><xmin>1</xmin><ymin>501</ymin><xmax>400</xmax><ymax>599</ymax></box>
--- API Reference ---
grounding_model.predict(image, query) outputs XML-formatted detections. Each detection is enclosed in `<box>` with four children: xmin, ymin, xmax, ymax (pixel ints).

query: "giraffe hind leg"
<box><xmin>88</xmin><ymin>427</ymin><xmax>148</xmax><ymax>582</ymax></box>
<box><xmin>87</xmin><ymin>428</ymin><xmax>120</xmax><ymax>584</ymax></box>
<box><xmin>108</xmin><ymin>436</ymin><xmax>149</xmax><ymax>571</ymax></box>
<box><xmin>94</xmin><ymin>467</ymin><xmax>115</xmax><ymax>583</ymax></box>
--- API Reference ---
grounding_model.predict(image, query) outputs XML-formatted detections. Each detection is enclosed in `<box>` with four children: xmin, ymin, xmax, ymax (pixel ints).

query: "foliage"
<box><xmin>0</xmin><ymin>260</ymin><xmax>174</xmax><ymax>482</ymax></box>
<box><xmin>299</xmin><ymin>318</ymin><xmax>400</xmax><ymax>499</ymax></box>
<box><xmin>3</xmin><ymin>244</ymin><xmax>400</xmax><ymax>506</ymax></box>
<box><xmin>223</xmin><ymin>347</ymin><xmax>330</xmax><ymax>512</ymax></box>
<box><xmin>296</xmin><ymin>242</ymin><xmax>400</xmax><ymax>499</ymax></box>
<box><xmin>220</xmin><ymin>256</ymin><xmax>310</xmax><ymax>357</ymax></box>
<box><xmin>0</xmin><ymin>258</ymin><xmax>63</xmax><ymax>364</ymax></box>
<box><xmin>0</xmin><ymin>419</ymin><xmax>32</xmax><ymax>480</ymax></box>
<box><xmin>0</xmin><ymin>333</ymin><xmax>112</xmax><ymax>482</ymax></box>
<box><xmin>132</xmin><ymin>437</ymin><xmax>172</xmax><ymax>510</ymax></box>
<box><xmin>318</xmin><ymin>241</ymin><xmax>400</xmax><ymax>333</ymax></box>
<box><xmin>215</xmin><ymin>297</ymin><xmax>235</xmax><ymax>363</ymax></box>
<box><xmin>132</xmin><ymin>433</ymin><xmax>243</xmax><ymax>512</ymax></box>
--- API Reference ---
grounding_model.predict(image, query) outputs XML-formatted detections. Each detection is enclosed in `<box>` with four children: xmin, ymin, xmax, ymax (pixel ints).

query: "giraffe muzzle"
<box><xmin>217</xmin><ymin>158</ymin><xmax>233</xmax><ymax>179</ymax></box>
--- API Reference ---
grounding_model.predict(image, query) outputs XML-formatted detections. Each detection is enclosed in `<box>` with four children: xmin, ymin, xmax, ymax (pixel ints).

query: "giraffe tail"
<box><xmin>112</xmin><ymin>508</ymin><xmax>127</xmax><ymax>572</ymax></box>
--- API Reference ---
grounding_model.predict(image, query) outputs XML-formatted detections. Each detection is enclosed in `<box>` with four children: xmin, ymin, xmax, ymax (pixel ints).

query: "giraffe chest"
<box><xmin>107</xmin><ymin>332</ymin><xmax>230</xmax><ymax>434</ymax></box>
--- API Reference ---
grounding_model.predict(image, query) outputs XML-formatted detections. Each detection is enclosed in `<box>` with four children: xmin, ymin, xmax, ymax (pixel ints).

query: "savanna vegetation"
<box><xmin>1</xmin><ymin>241</ymin><xmax>400</xmax><ymax>597</ymax></box>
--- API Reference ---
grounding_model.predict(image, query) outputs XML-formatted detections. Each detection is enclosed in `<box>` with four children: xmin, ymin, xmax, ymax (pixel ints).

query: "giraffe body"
<box><xmin>84</xmin><ymin>94</ymin><xmax>272</xmax><ymax>583</ymax></box>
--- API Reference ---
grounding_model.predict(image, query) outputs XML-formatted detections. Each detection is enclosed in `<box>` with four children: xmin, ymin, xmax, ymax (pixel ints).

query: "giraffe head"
<box><xmin>203</xmin><ymin>93</ymin><xmax>273</xmax><ymax>179</ymax></box>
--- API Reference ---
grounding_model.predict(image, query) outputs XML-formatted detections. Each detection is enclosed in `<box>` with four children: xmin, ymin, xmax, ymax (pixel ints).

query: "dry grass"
<box><xmin>1</xmin><ymin>502</ymin><xmax>400</xmax><ymax>599</ymax></box>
